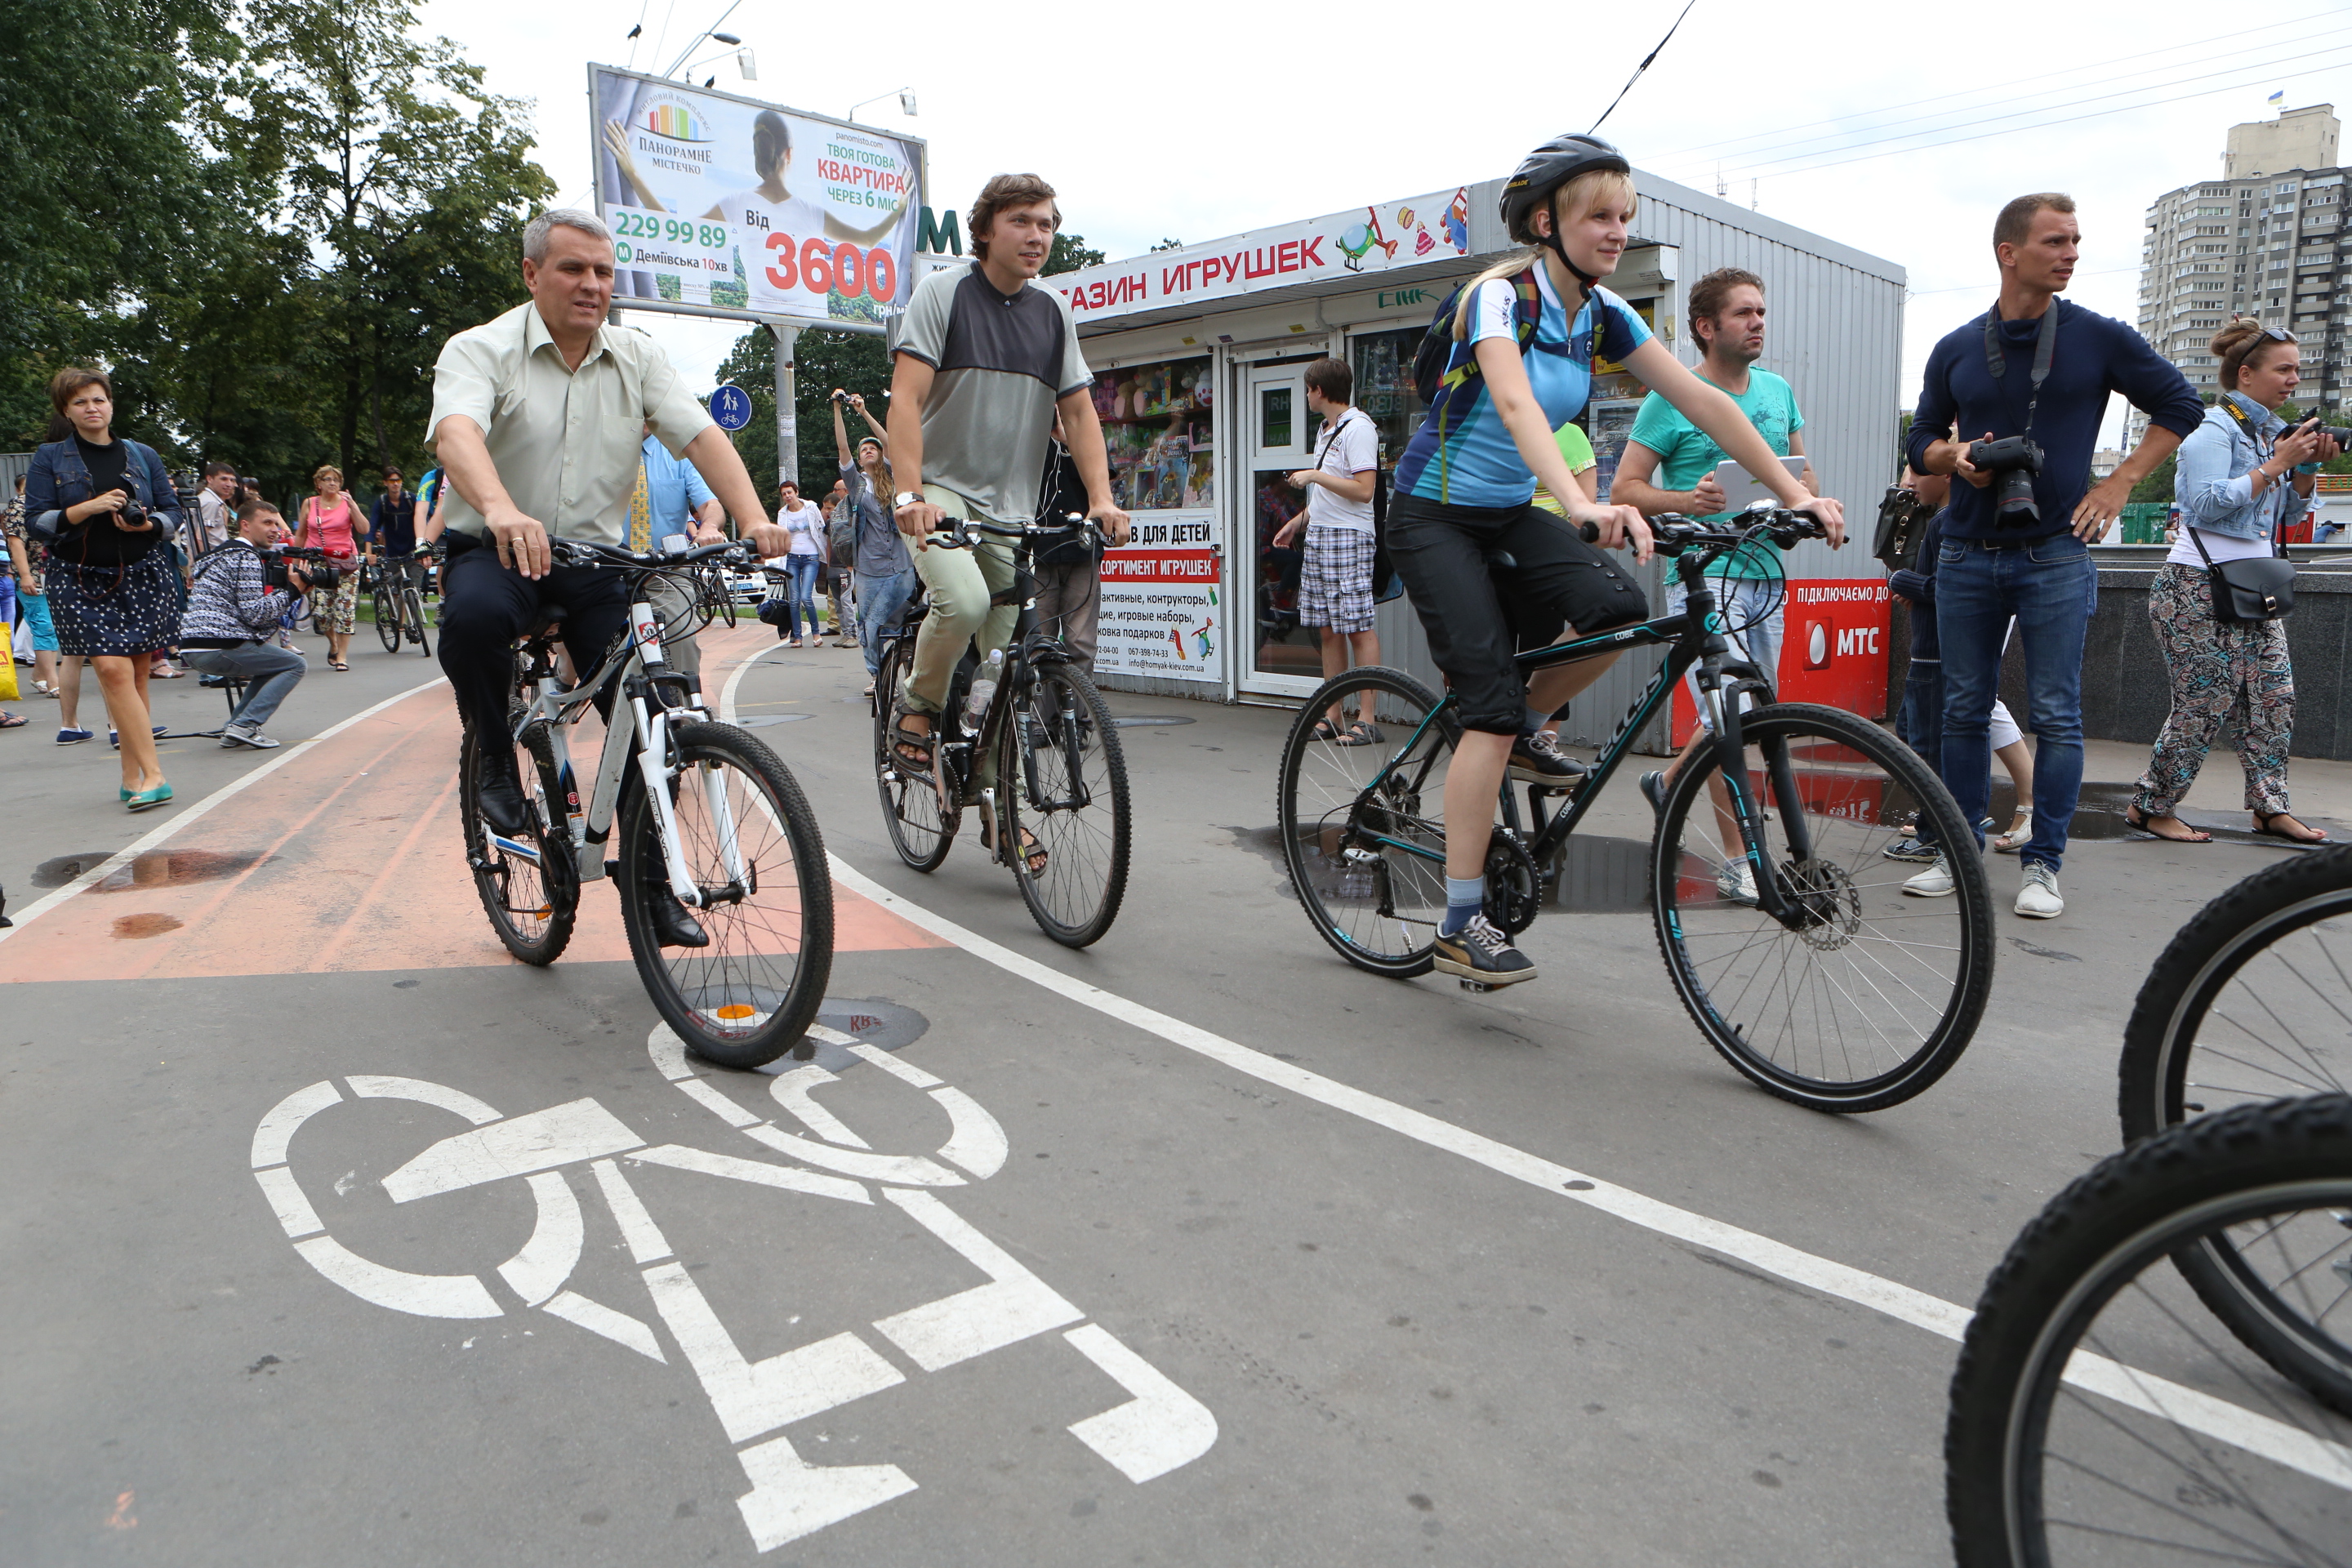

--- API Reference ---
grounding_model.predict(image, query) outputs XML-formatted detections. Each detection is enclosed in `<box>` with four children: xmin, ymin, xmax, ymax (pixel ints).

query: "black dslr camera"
<box><xmin>1967</xmin><ymin>434</ymin><xmax>2045</xmax><ymax>526</ymax></box>
<box><xmin>261</xmin><ymin>545</ymin><xmax>341</xmax><ymax>593</ymax></box>
<box><xmin>2283</xmin><ymin>416</ymin><xmax>2352</xmax><ymax>447</ymax></box>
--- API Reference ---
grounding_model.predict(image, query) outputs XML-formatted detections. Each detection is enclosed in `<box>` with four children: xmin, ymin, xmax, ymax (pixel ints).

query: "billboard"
<box><xmin>590</xmin><ymin>65</ymin><xmax>924</xmax><ymax>325</ymax></box>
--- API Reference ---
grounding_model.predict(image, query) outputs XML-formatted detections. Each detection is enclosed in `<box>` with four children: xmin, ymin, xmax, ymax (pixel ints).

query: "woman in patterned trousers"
<box><xmin>2130</xmin><ymin>321</ymin><xmax>2339</xmax><ymax>844</ymax></box>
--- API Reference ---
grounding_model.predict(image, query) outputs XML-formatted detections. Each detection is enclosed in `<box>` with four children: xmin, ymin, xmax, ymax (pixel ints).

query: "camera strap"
<box><xmin>1982</xmin><ymin>301</ymin><xmax>2057</xmax><ymax>438</ymax></box>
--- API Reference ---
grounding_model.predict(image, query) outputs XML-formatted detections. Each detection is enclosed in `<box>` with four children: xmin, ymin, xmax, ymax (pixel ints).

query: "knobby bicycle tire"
<box><xmin>1945</xmin><ymin>1094</ymin><xmax>2352</xmax><ymax>1566</ymax></box>
<box><xmin>1276</xmin><ymin>666</ymin><xmax>1456</xmax><ymax>978</ymax></box>
<box><xmin>1650</xmin><ymin>702</ymin><xmax>1993</xmax><ymax>1113</ymax></box>
<box><xmin>2119</xmin><ymin>843</ymin><xmax>2352</xmax><ymax>1414</ymax></box>
<box><xmin>1000</xmin><ymin>658</ymin><xmax>1129</xmax><ymax>947</ymax></box>
<box><xmin>459</xmin><ymin>719</ymin><xmax>577</xmax><ymax>965</ymax></box>
<box><xmin>373</xmin><ymin>580</ymin><xmax>400</xmax><ymax>653</ymax></box>
<box><xmin>618</xmin><ymin>719</ymin><xmax>833</xmax><ymax>1069</ymax></box>
<box><xmin>873</xmin><ymin>638</ymin><xmax>959</xmax><ymax>871</ymax></box>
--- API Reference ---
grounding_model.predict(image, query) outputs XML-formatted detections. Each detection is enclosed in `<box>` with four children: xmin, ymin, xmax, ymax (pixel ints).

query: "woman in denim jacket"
<box><xmin>2129</xmin><ymin>323</ymin><xmax>2340</xmax><ymax>844</ymax></box>
<box><xmin>24</xmin><ymin>367</ymin><xmax>185</xmax><ymax>809</ymax></box>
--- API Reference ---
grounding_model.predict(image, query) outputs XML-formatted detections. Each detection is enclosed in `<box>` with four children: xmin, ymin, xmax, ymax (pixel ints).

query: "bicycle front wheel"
<box><xmin>404</xmin><ymin>586</ymin><xmax>431</xmax><ymax>655</ymax></box>
<box><xmin>1000</xmin><ymin>659</ymin><xmax>1129</xmax><ymax>947</ymax></box>
<box><xmin>373</xmin><ymin>580</ymin><xmax>399</xmax><ymax>653</ymax></box>
<box><xmin>1276</xmin><ymin>666</ymin><xmax>1456</xmax><ymax>978</ymax></box>
<box><xmin>618</xmin><ymin>720</ymin><xmax>833</xmax><ymax>1069</ymax></box>
<box><xmin>459</xmin><ymin>719</ymin><xmax>577</xmax><ymax>965</ymax></box>
<box><xmin>1651</xmin><ymin>701</ymin><xmax>1993</xmax><ymax>1112</ymax></box>
<box><xmin>1944</xmin><ymin>1094</ymin><xmax>2352</xmax><ymax>1566</ymax></box>
<box><xmin>873</xmin><ymin>637</ymin><xmax>959</xmax><ymax>871</ymax></box>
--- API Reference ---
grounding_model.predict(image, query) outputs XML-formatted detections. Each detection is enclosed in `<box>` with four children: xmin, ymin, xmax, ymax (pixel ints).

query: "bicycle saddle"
<box><xmin>524</xmin><ymin>604</ymin><xmax>570</xmax><ymax>639</ymax></box>
<box><xmin>1483</xmin><ymin>549</ymin><xmax>1519</xmax><ymax>572</ymax></box>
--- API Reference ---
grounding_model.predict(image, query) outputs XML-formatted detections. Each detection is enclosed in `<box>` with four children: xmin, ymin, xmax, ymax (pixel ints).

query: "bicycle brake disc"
<box><xmin>1483</xmin><ymin>831</ymin><xmax>1542</xmax><ymax>937</ymax></box>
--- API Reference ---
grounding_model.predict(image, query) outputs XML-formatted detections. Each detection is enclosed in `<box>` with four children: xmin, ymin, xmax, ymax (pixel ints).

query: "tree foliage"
<box><xmin>1045</xmin><ymin>232</ymin><xmax>1106</xmax><ymax>276</ymax></box>
<box><xmin>715</xmin><ymin>326</ymin><xmax>892</xmax><ymax>498</ymax></box>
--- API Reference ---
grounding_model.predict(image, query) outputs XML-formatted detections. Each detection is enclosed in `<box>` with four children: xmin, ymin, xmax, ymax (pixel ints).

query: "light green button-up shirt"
<box><xmin>427</xmin><ymin>301</ymin><xmax>715</xmax><ymax>548</ymax></box>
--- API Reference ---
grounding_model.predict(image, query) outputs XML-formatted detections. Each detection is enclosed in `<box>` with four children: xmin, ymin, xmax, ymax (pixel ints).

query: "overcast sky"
<box><xmin>420</xmin><ymin>0</ymin><xmax>2352</xmax><ymax>451</ymax></box>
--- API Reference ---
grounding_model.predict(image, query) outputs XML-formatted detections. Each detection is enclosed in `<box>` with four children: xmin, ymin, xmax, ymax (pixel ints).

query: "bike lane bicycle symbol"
<box><xmin>249</xmin><ymin>1024</ymin><xmax>1217</xmax><ymax>1551</ymax></box>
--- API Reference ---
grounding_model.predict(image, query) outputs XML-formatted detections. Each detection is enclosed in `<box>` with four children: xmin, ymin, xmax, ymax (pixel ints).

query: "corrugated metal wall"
<box><xmin>0</xmin><ymin>452</ymin><xmax>30</xmax><ymax>503</ymax></box>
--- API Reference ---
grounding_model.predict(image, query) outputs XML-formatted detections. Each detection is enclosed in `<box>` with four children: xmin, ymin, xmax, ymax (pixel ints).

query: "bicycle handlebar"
<box><xmin>546</xmin><ymin>535</ymin><xmax>755</xmax><ymax>572</ymax></box>
<box><xmin>1575</xmin><ymin>508</ymin><xmax>1829</xmax><ymax>556</ymax></box>
<box><xmin>927</xmin><ymin>513</ymin><xmax>1105</xmax><ymax>551</ymax></box>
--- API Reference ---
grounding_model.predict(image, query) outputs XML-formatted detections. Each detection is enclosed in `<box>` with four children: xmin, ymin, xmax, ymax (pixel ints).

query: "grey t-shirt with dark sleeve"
<box><xmin>889</xmin><ymin>261</ymin><xmax>1092</xmax><ymax>524</ymax></box>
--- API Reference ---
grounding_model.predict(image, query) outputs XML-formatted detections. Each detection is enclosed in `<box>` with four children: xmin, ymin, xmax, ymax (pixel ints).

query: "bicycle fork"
<box><xmin>1704</xmin><ymin>689</ymin><xmax>1817</xmax><ymax>928</ymax></box>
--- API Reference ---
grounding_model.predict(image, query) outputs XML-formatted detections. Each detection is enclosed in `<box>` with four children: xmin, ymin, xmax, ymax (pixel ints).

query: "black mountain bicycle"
<box><xmin>461</xmin><ymin>535</ymin><xmax>832</xmax><ymax>1067</ymax></box>
<box><xmin>369</xmin><ymin>548</ymin><xmax>434</xmax><ymax>657</ymax></box>
<box><xmin>1276</xmin><ymin>510</ymin><xmax>1994</xmax><ymax>1113</ymax></box>
<box><xmin>871</xmin><ymin>515</ymin><xmax>1131</xmax><ymax>947</ymax></box>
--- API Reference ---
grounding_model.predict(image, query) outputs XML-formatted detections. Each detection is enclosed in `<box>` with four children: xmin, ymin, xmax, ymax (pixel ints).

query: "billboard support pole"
<box><xmin>770</xmin><ymin>323</ymin><xmax>800</xmax><ymax>490</ymax></box>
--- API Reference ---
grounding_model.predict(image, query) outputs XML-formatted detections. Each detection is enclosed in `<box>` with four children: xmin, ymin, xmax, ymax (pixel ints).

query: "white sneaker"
<box><xmin>2016</xmin><ymin>862</ymin><xmax>2063</xmax><ymax>920</ymax></box>
<box><xmin>1903</xmin><ymin>855</ymin><xmax>1955</xmax><ymax>898</ymax></box>
<box><xmin>1715</xmin><ymin>861</ymin><xmax>1758</xmax><ymax>906</ymax></box>
<box><xmin>220</xmin><ymin>721</ymin><xmax>282</xmax><ymax>749</ymax></box>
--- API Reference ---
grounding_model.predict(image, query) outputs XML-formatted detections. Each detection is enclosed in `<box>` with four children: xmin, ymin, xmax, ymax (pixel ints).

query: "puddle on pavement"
<box><xmin>1227</xmin><ymin>825</ymin><xmax>1653</xmax><ymax>915</ymax></box>
<box><xmin>112</xmin><ymin>912</ymin><xmax>185</xmax><ymax>939</ymax></box>
<box><xmin>749</xmin><ymin>996</ymin><xmax>930</xmax><ymax>1075</ymax></box>
<box><xmin>33</xmin><ymin>848</ymin><xmax>263</xmax><ymax>891</ymax></box>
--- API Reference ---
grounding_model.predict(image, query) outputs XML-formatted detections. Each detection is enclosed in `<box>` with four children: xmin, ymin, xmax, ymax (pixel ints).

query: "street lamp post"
<box><xmin>848</xmin><ymin>88</ymin><xmax>918</xmax><ymax>122</ymax></box>
<box><xmin>661</xmin><ymin>0</ymin><xmax>746</xmax><ymax>77</ymax></box>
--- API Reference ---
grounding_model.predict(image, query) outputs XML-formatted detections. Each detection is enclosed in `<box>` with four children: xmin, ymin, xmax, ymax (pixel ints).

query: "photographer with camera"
<box><xmin>23</xmin><ymin>368</ymin><xmax>184</xmax><ymax>809</ymax></box>
<box><xmin>1904</xmin><ymin>194</ymin><xmax>2203</xmax><ymax>920</ymax></box>
<box><xmin>178</xmin><ymin>497</ymin><xmax>312</xmax><ymax>749</ymax></box>
<box><xmin>2128</xmin><ymin>321</ymin><xmax>2342</xmax><ymax>846</ymax></box>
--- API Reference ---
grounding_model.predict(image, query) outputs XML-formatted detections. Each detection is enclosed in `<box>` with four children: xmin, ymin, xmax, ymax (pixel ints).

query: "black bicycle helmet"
<box><xmin>1499</xmin><ymin>133</ymin><xmax>1632</xmax><ymax>291</ymax></box>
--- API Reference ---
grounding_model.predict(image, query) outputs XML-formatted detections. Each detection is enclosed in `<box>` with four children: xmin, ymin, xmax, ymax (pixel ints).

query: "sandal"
<box><xmin>1334</xmin><ymin>720</ymin><xmax>1386</xmax><ymax>746</ymax></box>
<box><xmin>0</xmin><ymin>712</ymin><xmax>24</xmax><ymax>728</ymax></box>
<box><xmin>1309</xmin><ymin>718</ymin><xmax>1341</xmax><ymax>743</ymax></box>
<box><xmin>889</xmin><ymin>711</ymin><xmax>936</xmax><ymax>773</ymax></box>
<box><xmin>1989</xmin><ymin>809</ymin><xmax>2033</xmax><ymax>853</ymax></box>
<box><xmin>980</xmin><ymin>815</ymin><xmax>1049</xmax><ymax>876</ymax></box>
<box><xmin>2123</xmin><ymin>804</ymin><xmax>2212</xmax><ymax>844</ymax></box>
<box><xmin>329</xmin><ymin>660</ymin><xmax>350</xmax><ymax>671</ymax></box>
<box><xmin>2253</xmin><ymin>809</ymin><xmax>2330</xmax><ymax>844</ymax></box>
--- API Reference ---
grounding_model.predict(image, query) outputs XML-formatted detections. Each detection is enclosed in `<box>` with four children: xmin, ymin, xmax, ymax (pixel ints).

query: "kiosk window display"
<box><xmin>1086</xmin><ymin>354</ymin><xmax>1223</xmax><ymax>687</ymax></box>
<box><xmin>1087</xmin><ymin>355</ymin><xmax>1214</xmax><ymax>512</ymax></box>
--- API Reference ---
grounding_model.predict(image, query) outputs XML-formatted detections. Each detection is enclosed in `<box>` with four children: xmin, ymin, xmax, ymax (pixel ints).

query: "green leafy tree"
<box><xmin>2129</xmin><ymin>453</ymin><xmax>2176</xmax><ymax>504</ymax></box>
<box><xmin>1045</xmin><ymin>232</ymin><xmax>1106</xmax><ymax>276</ymax></box>
<box><xmin>713</xmin><ymin>326</ymin><xmax>892</xmax><ymax>499</ymax></box>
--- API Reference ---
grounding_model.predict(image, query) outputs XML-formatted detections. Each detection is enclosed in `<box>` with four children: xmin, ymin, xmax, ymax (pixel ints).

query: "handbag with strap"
<box><xmin>2191</xmin><ymin>401</ymin><xmax>2301</xmax><ymax>623</ymax></box>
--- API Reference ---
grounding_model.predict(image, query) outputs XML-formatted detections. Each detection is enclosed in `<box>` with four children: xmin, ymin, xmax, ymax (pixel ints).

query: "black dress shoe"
<box><xmin>652</xmin><ymin>894</ymin><xmax>710</xmax><ymax>948</ymax></box>
<box><xmin>478</xmin><ymin>772</ymin><xmax>532</xmax><ymax>840</ymax></box>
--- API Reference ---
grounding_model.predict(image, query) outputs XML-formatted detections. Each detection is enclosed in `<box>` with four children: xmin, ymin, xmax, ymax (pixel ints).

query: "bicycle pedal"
<box><xmin>1459</xmin><ymin>978</ymin><xmax>1495</xmax><ymax>993</ymax></box>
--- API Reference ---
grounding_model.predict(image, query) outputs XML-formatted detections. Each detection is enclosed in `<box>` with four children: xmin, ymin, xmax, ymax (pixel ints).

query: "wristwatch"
<box><xmin>893</xmin><ymin>492</ymin><xmax>923</xmax><ymax>510</ymax></box>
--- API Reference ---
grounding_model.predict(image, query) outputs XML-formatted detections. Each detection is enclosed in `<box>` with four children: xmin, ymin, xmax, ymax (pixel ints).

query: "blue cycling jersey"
<box><xmin>1395</xmin><ymin>270</ymin><xmax>1651</xmax><ymax>509</ymax></box>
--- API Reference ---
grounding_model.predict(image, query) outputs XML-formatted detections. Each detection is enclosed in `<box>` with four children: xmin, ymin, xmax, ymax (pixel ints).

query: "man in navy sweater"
<box><xmin>1903</xmin><ymin>193</ymin><xmax>2203</xmax><ymax>920</ymax></box>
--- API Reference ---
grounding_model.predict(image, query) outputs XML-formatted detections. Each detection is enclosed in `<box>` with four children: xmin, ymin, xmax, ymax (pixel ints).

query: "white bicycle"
<box><xmin>460</xmin><ymin>535</ymin><xmax>831</xmax><ymax>1067</ymax></box>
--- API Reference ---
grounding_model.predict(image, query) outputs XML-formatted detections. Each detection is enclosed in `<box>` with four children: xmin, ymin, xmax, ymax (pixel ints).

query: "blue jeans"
<box><xmin>855</xmin><ymin>567</ymin><xmax>919</xmax><ymax>679</ymax></box>
<box><xmin>182</xmin><ymin>641</ymin><xmax>308</xmax><ymax>728</ymax></box>
<box><xmin>780</xmin><ymin>555</ymin><xmax>822</xmax><ymax>641</ymax></box>
<box><xmin>1934</xmin><ymin>533</ymin><xmax>2093</xmax><ymax>871</ymax></box>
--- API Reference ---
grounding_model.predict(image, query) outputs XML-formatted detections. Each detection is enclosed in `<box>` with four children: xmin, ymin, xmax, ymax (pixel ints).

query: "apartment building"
<box><xmin>2134</xmin><ymin>105</ymin><xmax>2349</xmax><ymax>441</ymax></box>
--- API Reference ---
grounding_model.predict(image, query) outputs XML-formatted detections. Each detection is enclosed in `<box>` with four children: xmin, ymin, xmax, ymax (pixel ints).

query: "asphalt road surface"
<box><xmin>2</xmin><ymin>626</ymin><xmax>2333</xmax><ymax>1564</ymax></box>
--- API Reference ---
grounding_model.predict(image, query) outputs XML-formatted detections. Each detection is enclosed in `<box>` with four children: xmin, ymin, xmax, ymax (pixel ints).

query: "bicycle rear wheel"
<box><xmin>403</xmin><ymin>586</ymin><xmax>431</xmax><ymax>655</ymax></box>
<box><xmin>459</xmin><ymin>718</ymin><xmax>577</xmax><ymax>965</ymax></box>
<box><xmin>873</xmin><ymin>637</ymin><xmax>960</xmax><ymax>871</ymax></box>
<box><xmin>1000</xmin><ymin>658</ymin><xmax>1129</xmax><ymax>947</ymax></box>
<box><xmin>1651</xmin><ymin>701</ymin><xmax>1993</xmax><ymax>1112</ymax></box>
<box><xmin>373</xmin><ymin>577</ymin><xmax>399</xmax><ymax>653</ymax></box>
<box><xmin>618</xmin><ymin>720</ymin><xmax>833</xmax><ymax>1069</ymax></box>
<box><xmin>1944</xmin><ymin>1094</ymin><xmax>2352</xmax><ymax>1566</ymax></box>
<box><xmin>1276</xmin><ymin>666</ymin><xmax>1456</xmax><ymax>978</ymax></box>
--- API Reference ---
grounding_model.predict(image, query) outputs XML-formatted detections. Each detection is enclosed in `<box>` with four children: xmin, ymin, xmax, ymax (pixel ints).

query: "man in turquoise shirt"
<box><xmin>1614</xmin><ymin>269</ymin><xmax>1815</xmax><ymax>900</ymax></box>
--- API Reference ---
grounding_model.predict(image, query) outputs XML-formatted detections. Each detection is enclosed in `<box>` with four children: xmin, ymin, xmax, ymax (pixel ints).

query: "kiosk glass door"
<box><xmin>1242</xmin><ymin>359</ymin><xmax>1322</xmax><ymax>692</ymax></box>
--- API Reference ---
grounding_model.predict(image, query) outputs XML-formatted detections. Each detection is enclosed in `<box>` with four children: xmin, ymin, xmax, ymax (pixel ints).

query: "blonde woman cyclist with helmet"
<box><xmin>1387</xmin><ymin>133</ymin><xmax>1846</xmax><ymax>987</ymax></box>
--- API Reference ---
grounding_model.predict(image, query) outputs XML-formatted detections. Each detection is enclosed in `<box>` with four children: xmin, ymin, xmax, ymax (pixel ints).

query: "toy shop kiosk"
<box><xmin>1040</xmin><ymin>169</ymin><xmax>1905</xmax><ymax>740</ymax></box>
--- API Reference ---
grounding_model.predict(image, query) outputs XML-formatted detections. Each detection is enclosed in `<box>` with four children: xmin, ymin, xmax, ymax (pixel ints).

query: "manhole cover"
<box><xmin>735</xmin><ymin>713</ymin><xmax>813</xmax><ymax>727</ymax></box>
<box><xmin>754</xmin><ymin>996</ymin><xmax>931</xmax><ymax>1075</ymax></box>
<box><xmin>1111</xmin><ymin>715</ymin><xmax>1196</xmax><ymax>728</ymax></box>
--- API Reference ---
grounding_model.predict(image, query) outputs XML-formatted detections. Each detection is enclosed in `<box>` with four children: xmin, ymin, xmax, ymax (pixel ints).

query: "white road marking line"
<box><xmin>1063</xmin><ymin>1325</ymin><xmax>1221</xmax><ymax>1484</ymax></box>
<box><xmin>871</xmin><ymin>1188</ymin><xmax>1085</xmax><ymax>1372</ymax></box>
<box><xmin>648</xmin><ymin>1023</ymin><xmax>697</xmax><ymax>1080</ymax></box>
<box><xmin>929</xmin><ymin>1087</ymin><xmax>1009</xmax><ymax>1180</ymax></box>
<box><xmin>733</xmin><ymin>1432</ymin><xmax>916</xmax><ymax>1552</ymax></box>
<box><xmin>767</xmin><ymin>1066</ymin><xmax>874</xmax><ymax>1148</ymax></box>
<box><xmin>541</xmin><ymin>1289</ymin><xmax>666</xmax><ymax>1364</ymax></box>
<box><xmin>739</xmin><ymin>1123</ymin><xmax>964</xmax><ymax>1187</ymax></box>
<box><xmin>805</xmin><ymin>1023</ymin><xmax>866</xmax><ymax>1050</ymax></box>
<box><xmin>252</xmin><ymin>1165</ymin><xmax>324</xmax><ymax>1239</ymax></box>
<box><xmin>640</xmin><ymin>1260</ymin><xmax>906</xmax><ymax>1445</ymax></box>
<box><xmin>627</xmin><ymin>1143</ymin><xmax>871</xmax><ymax>1205</ymax></box>
<box><xmin>817</xmin><ymin>853</ymin><xmax>2352</xmax><ymax>1485</ymax></box>
<box><xmin>848</xmin><ymin>1041</ymin><xmax>943</xmax><ymax>1089</ymax></box>
<box><xmin>252</xmin><ymin>1080</ymin><xmax>343</xmax><ymax>1169</ymax></box>
<box><xmin>676</xmin><ymin>1076</ymin><xmax>764</xmax><ymax>1128</ymax></box>
<box><xmin>349</xmin><ymin>1073</ymin><xmax>499</xmax><ymax>1126</ymax></box>
<box><xmin>292</xmin><ymin>1235</ymin><xmax>501</xmax><ymax>1320</ymax></box>
<box><xmin>2065</xmin><ymin>1346</ymin><xmax>2352</xmax><ymax>1487</ymax></box>
<box><xmin>590</xmin><ymin>1158</ymin><xmax>675</xmax><ymax>1265</ymax></box>
<box><xmin>382</xmin><ymin>1098</ymin><xmax>643</xmax><ymax>1203</ymax></box>
<box><xmin>0</xmin><ymin>675</ymin><xmax>450</xmax><ymax>948</ymax></box>
<box><xmin>495</xmin><ymin>1172</ymin><xmax>585</xmax><ymax>1307</ymax></box>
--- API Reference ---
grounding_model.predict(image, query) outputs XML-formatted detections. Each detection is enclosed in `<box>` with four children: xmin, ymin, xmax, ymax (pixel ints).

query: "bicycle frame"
<box><xmin>1356</xmin><ymin>541</ymin><xmax>1823</xmax><ymax>926</ymax></box>
<box><xmin>496</xmin><ymin>567</ymin><xmax>748</xmax><ymax>912</ymax></box>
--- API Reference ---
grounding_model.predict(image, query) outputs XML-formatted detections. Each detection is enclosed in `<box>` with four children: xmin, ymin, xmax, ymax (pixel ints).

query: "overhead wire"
<box><xmin>1645</xmin><ymin>7</ymin><xmax>2346</xmax><ymax>166</ymax></box>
